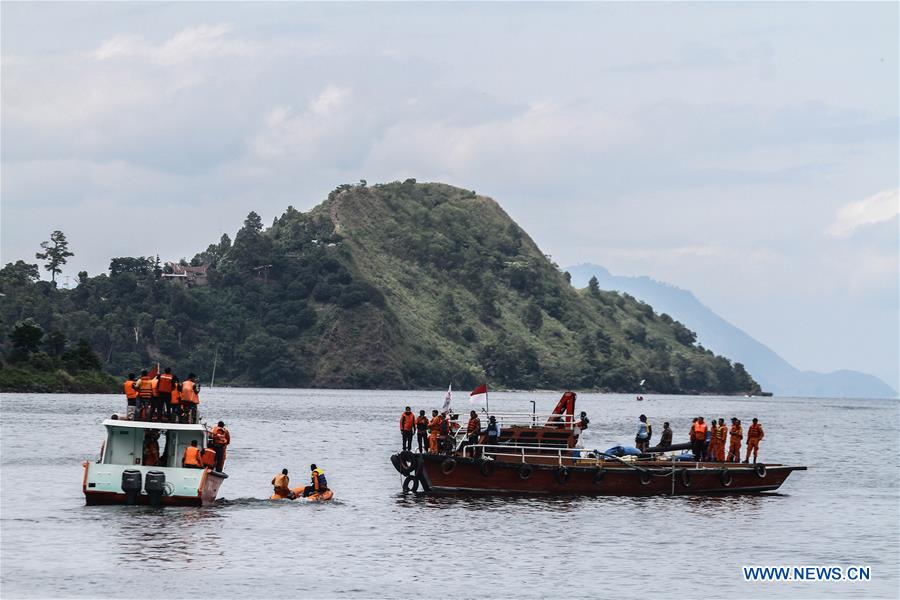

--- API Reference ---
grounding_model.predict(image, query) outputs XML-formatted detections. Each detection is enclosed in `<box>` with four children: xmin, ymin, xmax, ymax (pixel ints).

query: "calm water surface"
<box><xmin>1</xmin><ymin>390</ymin><xmax>898</xmax><ymax>599</ymax></box>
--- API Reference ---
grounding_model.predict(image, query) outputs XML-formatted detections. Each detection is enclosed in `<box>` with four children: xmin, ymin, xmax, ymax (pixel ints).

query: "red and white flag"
<box><xmin>470</xmin><ymin>383</ymin><xmax>488</xmax><ymax>405</ymax></box>
<box><xmin>441</xmin><ymin>384</ymin><xmax>452</xmax><ymax>413</ymax></box>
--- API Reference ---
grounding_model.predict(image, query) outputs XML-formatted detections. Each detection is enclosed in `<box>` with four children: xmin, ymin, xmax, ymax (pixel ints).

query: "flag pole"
<box><xmin>486</xmin><ymin>382</ymin><xmax>490</xmax><ymax>415</ymax></box>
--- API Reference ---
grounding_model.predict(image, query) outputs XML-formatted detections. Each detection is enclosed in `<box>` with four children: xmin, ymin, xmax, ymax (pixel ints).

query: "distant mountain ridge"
<box><xmin>566</xmin><ymin>264</ymin><xmax>897</xmax><ymax>398</ymax></box>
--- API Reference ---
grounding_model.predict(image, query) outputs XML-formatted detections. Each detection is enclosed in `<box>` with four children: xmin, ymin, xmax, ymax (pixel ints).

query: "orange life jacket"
<box><xmin>183</xmin><ymin>446</ymin><xmax>203</xmax><ymax>467</ymax></box>
<box><xmin>181</xmin><ymin>380</ymin><xmax>198</xmax><ymax>403</ymax></box>
<box><xmin>467</xmin><ymin>417</ymin><xmax>481</xmax><ymax>434</ymax></box>
<box><xmin>400</xmin><ymin>412</ymin><xmax>415</xmax><ymax>431</ymax></box>
<box><xmin>715</xmin><ymin>424</ymin><xmax>727</xmax><ymax>441</ymax></box>
<box><xmin>428</xmin><ymin>416</ymin><xmax>441</xmax><ymax>436</ymax></box>
<box><xmin>692</xmin><ymin>422</ymin><xmax>707</xmax><ymax>441</ymax></box>
<box><xmin>170</xmin><ymin>386</ymin><xmax>181</xmax><ymax>405</ymax></box>
<box><xmin>157</xmin><ymin>373</ymin><xmax>174</xmax><ymax>393</ymax></box>
<box><xmin>210</xmin><ymin>426</ymin><xmax>229</xmax><ymax>445</ymax></box>
<box><xmin>124</xmin><ymin>380</ymin><xmax>138</xmax><ymax>400</ymax></box>
<box><xmin>729</xmin><ymin>425</ymin><xmax>742</xmax><ymax>441</ymax></box>
<box><xmin>143</xmin><ymin>440</ymin><xmax>160</xmax><ymax>466</ymax></box>
<box><xmin>200</xmin><ymin>448</ymin><xmax>216</xmax><ymax>469</ymax></box>
<box><xmin>747</xmin><ymin>423</ymin><xmax>763</xmax><ymax>440</ymax></box>
<box><xmin>137</xmin><ymin>377</ymin><xmax>155</xmax><ymax>399</ymax></box>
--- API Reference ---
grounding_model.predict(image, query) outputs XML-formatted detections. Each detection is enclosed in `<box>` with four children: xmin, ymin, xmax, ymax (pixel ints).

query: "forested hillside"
<box><xmin>1</xmin><ymin>181</ymin><xmax>760</xmax><ymax>394</ymax></box>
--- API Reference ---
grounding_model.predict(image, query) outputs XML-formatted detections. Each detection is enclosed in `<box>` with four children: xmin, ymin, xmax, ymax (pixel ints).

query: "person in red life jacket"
<box><xmin>415</xmin><ymin>410</ymin><xmax>429</xmax><ymax>453</ymax></box>
<box><xmin>123</xmin><ymin>373</ymin><xmax>138</xmax><ymax>420</ymax></box>
<box><xmin>134</xmin><ymin>370</ymin><xmax>156</xmax><ymax>421</ymax></box>
<box><xmin>168</xmin><ymin>376</ymin><xmax>182</xmax><ymax>422</ymax></box>
<box><xmin>152</xmin><ymin>368</ymin><xmax>173</xmax><ymax>422</ymax></box>
<box><xmin>466</xmin><ymin>410</ymin><xmax>481</xmax><ymax>445</ymax></box>
<box><xmin>182</xmin><ymin>440</ymin><xmax>203</xmax><ymax>469</ymax></box>
<box><xmin>302</xmin><ymin>464</ymin><xmax>328</xmax><ymax>497</ymax></box>
<box><xmin>143</xmin><ymin>430</ymin><xmax>160</xmax><ymax>466</ymax></box>
<box><xmin>209</xmin><ymin>421</ymin><xmax>230</xmax><ymax>472</ymax></box>
<box><xmin>180</xmin><ymin>373</ymin><xmax>200</xmax><ymax>424</ymax></box>
<box><xmin>744</xmin><ymin>418</ymin><xmax>765</xmax><ymax>463</ymax></box>
<box><xmin>399</xmin><ymin>406</ymin><xmax>416</xmax><ymax>452</ymax></box>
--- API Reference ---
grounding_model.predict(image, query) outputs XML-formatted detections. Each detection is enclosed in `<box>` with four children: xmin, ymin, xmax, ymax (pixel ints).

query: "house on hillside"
<box><xmin>161</xmin><ymin>263</ymin><xmax>210</xmax><ymax>286</ymax></box>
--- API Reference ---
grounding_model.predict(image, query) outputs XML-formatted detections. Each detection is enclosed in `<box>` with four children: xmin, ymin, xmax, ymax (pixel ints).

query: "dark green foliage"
<box><xmin>0</xmin><ymin>181</ymin><xmax>762</xmax><ymax>393</ymax></box>
<box><xmin>9</xmin><ymin>319</ymin><xmax>44</xmax><ymax>360</ymax></box>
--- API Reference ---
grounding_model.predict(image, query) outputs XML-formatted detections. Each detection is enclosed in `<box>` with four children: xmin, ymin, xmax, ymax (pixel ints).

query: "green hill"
<box><xmin>1</xmin><ymin>180</ymin><xmax>759</xmax><ymax>394</ymax></box>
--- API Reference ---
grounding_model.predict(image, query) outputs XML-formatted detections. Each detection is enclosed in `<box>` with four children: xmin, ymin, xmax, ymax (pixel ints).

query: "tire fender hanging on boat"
<box><xmin>398</xmin><ymin>450</ymin><xmax>417</xmax><ymax>476</ymax></box>
<box><xmin>555</xmin><ymin>466</ymin><xmax>571</xmax><ymax>485</ymax></box>
<box><xmin>593</xmin><ymin>468</ymin><xmax>606</xmax><ymax>485</ymax></box>
<box><xmin>440</xmin><ymin>458</ymin><xmax>456</xmax><ymax>474</ymax></box>
<box><xmin>478</xmin><ymin>458</ymin><xmax>495</xmax><ymax>477</ymax></box>
<box><xmin>639</xmin><ymin>470</ymin><xmax>652</xmax><ymax>485</ymax></box>
<box><xmin>755</xmin><ymin>464</ymin><xmax>767</xmax><ymax>478</ymax></box>
<box><xmin>402</xmin><ymin>475</ymin><xmax>420</xmax><ymax>493</ymax></box>
<box><xmin>518</xmin><ymin>463</ymin><xmax>534</xmax><ymax>480</ymax></box>
<box><xmin>680</xmin><ymin>469</ymin><xmax>692</xmax><ymax>487</ymax></box>
<box><xmin>719</xmin><ymin>469</ymin><xmax>733</xmax><ymax>487</ymax></box>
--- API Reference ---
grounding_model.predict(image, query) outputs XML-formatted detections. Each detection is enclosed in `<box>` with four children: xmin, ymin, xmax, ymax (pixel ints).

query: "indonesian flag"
<box><xmin>441</xmin><ymin>384</ymin><xmax>452</xmax><ymax>413</ymax></box>
<box><xmin>470</xmin><ymin>383</ymin><xmax>488</xmax><ymax>405</ymax></box>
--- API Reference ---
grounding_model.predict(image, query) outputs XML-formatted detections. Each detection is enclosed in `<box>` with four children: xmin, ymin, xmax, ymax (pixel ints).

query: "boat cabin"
<box><xmin>99</xmin><ymin>419</ymin><xmax>207</xmax><ymax>468</ymax></box>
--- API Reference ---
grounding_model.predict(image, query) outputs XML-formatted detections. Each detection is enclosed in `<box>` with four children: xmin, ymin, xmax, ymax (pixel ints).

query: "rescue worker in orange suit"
<box><xmin>744</xmin><ymin>418</ymin><xmax>765</xmax><ymax>463</ymax></box>
<box><xmin>302</xmin><ymin>464</ymin><xmax>328</xmax><ymax>497</ymax></box>
<box><xmin>727</xmin><ymin>418</ymin><xmax>743</xmax><ymax>462</ymax></box>
<box><xmin>691</xmin><ymin>417</ymin><xmax>707</xmax><ymax>461</ymax></box>
<box><xmin>123</xmin><ymin>373</ymin><xmax>139</xmax><ymax>420</ymax></box>
<box><xmin>134</xmin><ymin>370</ymin><xmax>156</xmax><ymax>421</ymax></box>
<box><xmin>209</xmin><ymin>421</ymin><xmax>230</xmax><ymax>472</ymax></box>
<box><xmin>182</xmin><ymin>440</ymin><xmax>204</xmax><ymax>469</ymax></box>
<box><xmin>272</xmin><ymin>468</ymin><xmax>294</xmax><ymax>499</ymax></box>
<box><xmin>415</xmin><ymin>410</ymin><xmax>429</xmax><ymax>453</ymax></box>
<box><xmin>399</xmin><ymin>406</ymin><xmax>416</xmax><ymax>452</ymax></box>
<box><xmin>181</xmin><ymin>373</ymin><xmax>200</xmax><ymax>424</ymax></box>
<box><xmin>466</xmin><ymin>410</ymin><xmax>481</xmax><ymax>446</ymax></box>
<box><xmin>707</xmin><ymin>418</ymin><xmax>720</xmax><ymax>461</ymax></box>
<box><xmin>154</xmin><ymin>367</ymin><xmax>174</xmax><ymax>422</ymax></box>
<box><xmin>714</xmin><ymin>418</ymin><xmax>727</xmax><ymax>462</ymax></box>
<box><xmin>143</xmin><ymin>430</ymin><xmax>160</xmax><ymax>466</ymax></box>
<box><xmin>427</xmin><ymin>410</ymin><xmax>442</xmax><ymax>454</ymax></box>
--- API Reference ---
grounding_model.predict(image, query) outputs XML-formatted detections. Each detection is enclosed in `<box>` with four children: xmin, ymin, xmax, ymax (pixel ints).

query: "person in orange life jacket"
<box><xmin>400</xmin><ymin>406</ymin><xmax>416</xmax><ymax>452</ymax></box>
<box><xmin>182</xmin><ymin>440</ymin><xmax>204</xmax><ymax>469</ymax></box>
<box><xmin>727</xmin><ymin>418</ymin><xmax>743</xmax><ymax>462</ymax></box>
<box><xmin>272</xmin><ymin>468</ymin><xmax>294</xmax><ymax>499</ymax></box>
<box><xmin>466</xmin><ymin>410</ymin><xmax>481</xmax><ymax>445</ymax></box>
<box><xmin>123</xmin><ymin>373</ymin><xmax>138</xmax><ymax>420</ymax></box>
<box><xmin>438</xmin><ymin>412</ymin><xmax>452</xmax><ymax>453</ymax></box>
<box><xmin>209</xmin><ymin>421</ymin><xmax>230</xmax><ymax>472</ymax></box>
<box><xmin>149</xmin><ymin>367</ymin><xmax>170</xmax><ymax>422</ymax></box>
<box><xmin>143</xmin><ymin>430</ymin><xmax>161</xmax><ymax>466</ymax></box>
<box><xmin>704</xmin><ymin>416</ymin><xmax>715</xmax><ymax>460</ymax></box>
<box><xmin>635</xmin><ymin>414</ymin><xmax>652</xmax><ymax>452</ymax></box>
<box><xmin>302</xmin><ymin>464</ymin><xmax>328</xmax><ymax>497</ymax></box>
<box><xmin>415</xmin><ymin>410</ymin><xmax>429</xmax><ymax>453</ymax></box>
<box><xmin>167</xmin><ymin>376</ymin><xmax>182</xmax><ymax>422</ymax></box>
<box><xmin>181</xmin><ymin>373</ymin><xmax>200</xmax><ymax>424</ymax></box>
<box><xmin>133</xmin><ymin>370</ymin><xmax>156</xmax><ymax>421</ymax></box>
<box><xmin>744</xmin><ymin>418</ymin><xmax>765</xmax><ymax>464</ymax></box>
<box><xmin>427</xmin><ymin>410</ymin><xmax>442</xmax><ymax>453</ymax></box>
<box><xmin>714</xmin><ymin>418</ymin><xmax>728</xmax><ymax>462</ymax></box>
<box><xmin>691</xmin><ymin>417</ymin><xmax>707</xmax><ymax>461</ymax></box>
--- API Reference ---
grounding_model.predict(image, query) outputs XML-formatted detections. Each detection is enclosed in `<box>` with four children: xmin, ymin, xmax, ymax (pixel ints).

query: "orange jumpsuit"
<box><xmin>727</xmin><ymin>425</ymin><xmax>743</xmax><ymax>462</ymax></box>
<box><xmin>745</xmin><ymin>423</ymin><xmax>764</xmax><ymax>462</ymax></box>
<box><xmin>714</xmin><ymin>425</ymin><xmax>727</xmax><ymax>462</ymax></box>
<box><xmin>428</xmin><ymin>415</ymin><xmax>442</xmax><ymax>453</ymax></box>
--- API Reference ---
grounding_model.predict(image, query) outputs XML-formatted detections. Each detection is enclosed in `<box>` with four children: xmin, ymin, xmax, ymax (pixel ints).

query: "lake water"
<box><xmin>1</xmin><ymin>389</ymin><xmax>898</xmax><ymax>599</ymax></box>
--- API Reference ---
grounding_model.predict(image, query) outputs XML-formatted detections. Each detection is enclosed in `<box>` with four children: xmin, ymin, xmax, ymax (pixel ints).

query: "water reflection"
<box><xmin>110</xmin><ymin>507</ymin><xmax>225</xmax><ymax>566</ymax></box>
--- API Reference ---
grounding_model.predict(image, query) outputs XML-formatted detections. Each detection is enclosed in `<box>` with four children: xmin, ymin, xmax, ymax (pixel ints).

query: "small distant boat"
<box><xmin>83</xmin><ymin>418</ymin><xmax>228</xmax><ymax>507</ymax></box>
<box><xmin>391</xmin><ymin>392</ymin><xmax>806</xmax><ymax>496</ymax></box>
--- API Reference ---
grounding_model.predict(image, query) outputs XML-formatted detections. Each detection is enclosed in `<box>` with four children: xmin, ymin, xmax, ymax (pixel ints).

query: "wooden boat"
<box><xmin>83</xmin><ymin>418</ymin><xmax>228</xmax><ymax>507</ymax></box>
<box><xmin>390</xmin><ymin>393</ymin><xmax>806</xmax><ymax>496</ymax></box>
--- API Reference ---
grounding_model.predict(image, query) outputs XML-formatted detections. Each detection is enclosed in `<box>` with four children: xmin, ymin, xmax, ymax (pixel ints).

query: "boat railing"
<box><xmin>460</xmin><ymin>444</ymin><xmax>602</xmax><ymax>466</ymax></box>
<box><xmin>447</xmin><ymin>412</ymin><xmax>579</xmax><ymax>434</ymax></box>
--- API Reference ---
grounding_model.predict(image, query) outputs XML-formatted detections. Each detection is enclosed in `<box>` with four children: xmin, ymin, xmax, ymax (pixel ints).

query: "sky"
<box><xmin>2</xmin><ymin>2</ymin><xmax>898</xmax><ymax>388</ymax></box>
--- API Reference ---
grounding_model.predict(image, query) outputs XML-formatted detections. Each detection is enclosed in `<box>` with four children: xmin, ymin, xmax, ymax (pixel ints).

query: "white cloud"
<box><xmin>827</xmin><ymin>188</ymin><xmax>900</xmax><ymax>238</ymax></box>
<box><xmin>92</xmin><ymin>24</ymin><xmax>254</xmax><ymax>65</ymax></box>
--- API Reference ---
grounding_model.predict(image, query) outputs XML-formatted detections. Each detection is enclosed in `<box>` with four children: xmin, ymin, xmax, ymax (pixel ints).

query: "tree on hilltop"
<box><xmin>35</xmin><ymin>230</ymin><xmax>74</xmax><ymax>284</ymax></box>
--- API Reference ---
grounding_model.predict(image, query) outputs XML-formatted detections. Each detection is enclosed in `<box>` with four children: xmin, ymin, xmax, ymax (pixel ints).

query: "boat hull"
<box><xmin>83</xmin><ymin>462</ymin><xmax>226</xmax><ymax>507</ymax></box>
<box><xmin>396</xmin><ymin>453</ymin><xmax>805</xmax><ymax>496</ymax></box>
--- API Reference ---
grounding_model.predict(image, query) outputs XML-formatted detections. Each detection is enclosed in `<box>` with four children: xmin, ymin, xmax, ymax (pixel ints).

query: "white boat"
<box><xmin>83</xmin><ymin>419</ymin><xmax>227</xmax><ymax>507</ymax></box>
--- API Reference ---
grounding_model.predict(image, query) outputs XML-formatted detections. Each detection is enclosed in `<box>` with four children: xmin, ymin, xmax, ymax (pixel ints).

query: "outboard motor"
<box><xmin>121</xmin><ymin>469</ymin><xmax>143</xmax><ymax>505</ymax></box>
<box><xmin>145</xmin><ymin>470</ymin><xmax>166</xmax><ymax>507</ymax></box>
